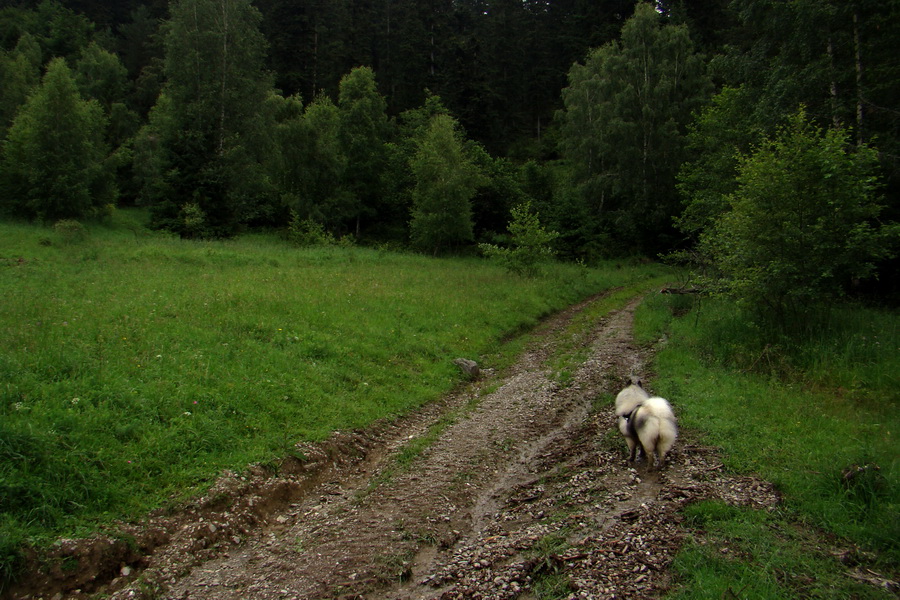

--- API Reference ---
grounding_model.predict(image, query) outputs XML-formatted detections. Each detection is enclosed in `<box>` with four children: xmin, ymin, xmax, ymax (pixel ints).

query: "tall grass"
<box><xmin>0</xmin><ymin>213</ymin><xmax>666</xmax><ymax>584</ymax></box>
<box><xmin>634</xmin><ymin>293</ymin><xmax>899</xmax><ymax>597</ymax></box>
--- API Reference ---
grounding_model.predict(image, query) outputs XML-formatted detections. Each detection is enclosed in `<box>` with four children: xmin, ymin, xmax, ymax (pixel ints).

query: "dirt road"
<box><xmin>10</xmin><ymin>291</ymin><xmax>778</xmax><ymax>600</ymax></box>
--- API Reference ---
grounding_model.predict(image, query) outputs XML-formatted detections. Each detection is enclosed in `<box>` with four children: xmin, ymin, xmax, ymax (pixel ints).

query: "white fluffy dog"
<box><xmin>615</xmin><ymin>379</ymin><xmax>677</xmax><ymax>470</ymax></box>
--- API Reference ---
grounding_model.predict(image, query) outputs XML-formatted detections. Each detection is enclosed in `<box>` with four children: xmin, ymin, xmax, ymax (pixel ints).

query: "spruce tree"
<box><xmin>1</xmin><ymin>57</ymin><xmax>112</xmax><ymax>221</ymax></box>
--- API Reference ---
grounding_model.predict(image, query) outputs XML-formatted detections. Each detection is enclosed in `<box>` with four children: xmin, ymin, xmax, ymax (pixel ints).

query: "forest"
<box><xmin>0</xmin><ymin>0</ymin><xmax>899</xmax><ymax>307</ymax></box>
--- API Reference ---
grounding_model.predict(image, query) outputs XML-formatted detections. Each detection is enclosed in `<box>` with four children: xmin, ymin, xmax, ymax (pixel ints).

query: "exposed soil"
<box><xmin>6</xmin><ymin>291</ymin><xmax>782</xmax><ymax>600</ymax></box>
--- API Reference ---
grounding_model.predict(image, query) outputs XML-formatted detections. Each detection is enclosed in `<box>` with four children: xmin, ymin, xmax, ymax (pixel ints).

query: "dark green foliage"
<box><xmin>287</xmin><ymin>214</ymin><xmax>335</xmax><ymax>247</ymax></box>
<box><xmin>467</xmin><ymin>145</ymin><xmax>530</xmax><ymax>241</ymax></box>
<box><xmin>74</xmin><ymin>42</ymin><xmax>130</xmax><ymax>112</ymax></box>
<box><xmin>5</xmin><ymin>1</ymin><xmax>95</xmax><ymax>61</ymax></box>
<box><xmin>712</xmin><ymin>0</ymin><xmax>900</xmax><ymax>210</ymax></box>
<box><xmin>676</xmin><ymin>85</ymin><xmax>763</xmax><ymax>240</ymax></box>
<box><xmin>253</xmin><ymin>0</ymin><xmax>640</xmax><ymax>155</ymax></box>
<box><xmin>0</xmin><ymin>517</ymin><xmax>23</xmax><ymax>594</ymax></box>
<box><xmin>379</xmin><ymin>93</ymin><xmax>452</xmax><ymax>242</ymax></box>
<box><xmin>698</xmin><ymin>109</ymin><xmax>897</xmax><ymax>328</ymax></box>
<box><xmin>266</xmin><ymin>92</ymin><xmax>355</xmax><ymax>234</ymax></box>
<box><xmin>0</xmin><ymin>33</ymin><xmax>41</xmax><ymax>138</ymax></box>
<box><xmin>142</xmin><ymin>0</ymin><xmax>275</xmax><ymax>238</ymax></box>
<box><xmin>409</xmin><ymin>114</ymin><xmax>482</xmax><ymax>255</ymax></box>
<box><xmin>558</xmin><ymin>2</ymin><xmax>711</xmax><ymax>256</ymax></box>
<box><xmin>480</xmin><ymin>202</ymin><xmax>559</xmax><ymax>277</ymax></box>
<box><xmin>337</xmin><ymin>66</ymin><xmax>389</xmax><ymax>236</ymax></box>
<box><xmin>1</xmin><ymin>57</ymin><xmax>113</xmax><ymax>221</ymax></box>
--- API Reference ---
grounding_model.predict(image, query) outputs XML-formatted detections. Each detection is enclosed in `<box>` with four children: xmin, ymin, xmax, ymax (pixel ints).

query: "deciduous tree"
<box><xmin>558</xmin><ymin>2</ymin><xmax>710</xmax><ymax>255</ymax></box>
<box><xmin>337</xmin><ymin>66</ymin><xmax>388</xmax><ymax>236</ymax></box>
<box><xmin>144</xmin><ymin>0</ymin><xmax>274</xmax><ymax>237</ymax></box>
<box><xmin>700</xmin><ymin>109</ymin><xmax>898</xmax><ymax>327</ymax></box>
<box><xmin>0</xmin><ymin>33</ymin><xmax>41</xmax><ymax>139</ymax></box>
<box><xmin>409</xmin><ymin>114</ymin><xmax>482</xmax><ymax>255</ymax></box>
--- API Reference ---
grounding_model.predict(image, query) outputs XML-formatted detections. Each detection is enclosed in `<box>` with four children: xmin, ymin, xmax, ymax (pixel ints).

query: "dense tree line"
<box><xmin>0</xmin><ymin>0</ymin><xmax>898</xmax><ymax>301</ymax></box>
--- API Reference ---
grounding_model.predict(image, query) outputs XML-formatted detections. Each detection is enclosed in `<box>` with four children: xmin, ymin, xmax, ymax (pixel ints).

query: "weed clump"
<box><xmin>52</xmin><ymin>219</ymin><xmax>88</xmax><ymax>245</ymax></box>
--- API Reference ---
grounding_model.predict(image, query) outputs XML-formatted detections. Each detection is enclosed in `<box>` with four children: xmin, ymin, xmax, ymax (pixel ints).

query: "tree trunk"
<box><xmin>219</xmin><ymin>0</ymin><xmax>229</xmax><ymax>156</ymax></box>
<box><xmin>827</xmin><ymin>34</ymin><xmax>841</xmax><ymax>129</ymax></box>
<box><xmin>853</xmin><ymin>8</ymin><xmax>864</xmax><ymax>144</ymax></box>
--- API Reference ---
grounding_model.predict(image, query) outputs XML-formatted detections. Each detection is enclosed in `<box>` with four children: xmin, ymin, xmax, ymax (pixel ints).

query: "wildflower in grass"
<box><xmin>71</xmin><ymin>397</ymin><xmax>79</xmax><ymax>405</ymax></box>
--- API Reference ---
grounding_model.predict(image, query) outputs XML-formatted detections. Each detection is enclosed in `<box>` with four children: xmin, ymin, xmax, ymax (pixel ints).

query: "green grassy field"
<box><xmin>0</xmin><ymin>212</ymin><xmax>668</xmax><ymax>584</ymax></box>
<box><xmin>634</xmin><ymin>293</ymin><xmax>899</xmax><ymax>598</ymax></box>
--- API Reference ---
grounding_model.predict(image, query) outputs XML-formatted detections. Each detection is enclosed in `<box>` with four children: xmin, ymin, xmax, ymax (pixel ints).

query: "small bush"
<box><xmin>480</xmin><ymin>202</ymin><xmax>558</xmax><ymax>277</ymax></box>
<box><xmin>695</xmin><ymin>109</ymin><xmax>897</xmax><ymax>331</ymax></box>
<box><xmin>287</xmin><ymin>212</ymin><xmax>337</xmax><ymax>247</ymax></box>
<box><xmin>178</xmin><ymin>202</ymin><xmax>209</xmax><ymax>239</ymax></box>
<box><xmin>52</xmin><ymin>219</ymin><xmax>88</xmax><ymax>245</ymax></box>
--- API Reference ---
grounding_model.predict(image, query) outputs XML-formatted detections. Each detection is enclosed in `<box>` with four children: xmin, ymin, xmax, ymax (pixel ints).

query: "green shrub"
<box><xmin>480</xmin><ymin>201</ymin><xmax>559</xmax><ymax>277</ymax></box>
<box><xmin>52</xmin><ymin>219</ymin><xmax>88</xmax><ymax>245</ymax></box>
<box><xmin>696</xmin><ymin>109</ymin><xmax>897</xmax><ymax>331</ymax></box>
<box><xmin>178</xmin><ymin>201</ymin><xmax>209</xmax><ymax>239</ymax></box>
<box><xmin>287</xmin><ymin>211</ymin><xmax>337</xmax><ymax>247</ymax></box>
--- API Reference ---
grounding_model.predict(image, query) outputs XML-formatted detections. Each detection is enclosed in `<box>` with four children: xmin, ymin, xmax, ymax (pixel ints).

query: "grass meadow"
<box><xmin>0</xmin><ymin>211</ymin><xmax>668</xmax><ymax>585</ymax></box>
<box><xmin>634</xmin><ymin>293</ymin><xmax>899</xmax><ymax>598</ymax></box>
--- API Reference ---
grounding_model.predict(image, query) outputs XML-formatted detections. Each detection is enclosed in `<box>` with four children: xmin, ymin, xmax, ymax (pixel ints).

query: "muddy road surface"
<box><xmin>9</xmin><ymin>291</ymin><xmax>778</xmax><ymax>600</ymax></box>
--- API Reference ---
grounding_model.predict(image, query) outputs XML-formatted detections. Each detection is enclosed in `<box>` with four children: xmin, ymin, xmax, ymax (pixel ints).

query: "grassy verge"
<box><xmin>0</xmin><ymin>213</ymin><xmax>666</xmax><ymax>586</ymax></box>
<box><xmin>634</xmin><ymin>292</ymin><xmax>899</xmax><ymax>598</ymax></box>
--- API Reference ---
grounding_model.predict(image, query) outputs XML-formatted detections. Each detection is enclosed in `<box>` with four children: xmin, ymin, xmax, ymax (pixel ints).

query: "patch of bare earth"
<box><xmin>6</xmin><ymin>292</ymin><xmax>780</xmax><ymax>600</ymax></box>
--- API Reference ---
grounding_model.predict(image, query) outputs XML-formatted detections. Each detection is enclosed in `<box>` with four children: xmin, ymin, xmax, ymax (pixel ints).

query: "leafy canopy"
<box><xmin>409</xmin><ymin>114</ymin><xmax>483</xmax><ymax>255</ymax></box>
<box><xmin>558</xmin><ymin>1</ymin><xmax>710</xmax><ymax>255</ymax></box>
<box><xmin>700</xmin><ymin>109</ymin><xmax>898</xmax><ymax>325</ymax></box>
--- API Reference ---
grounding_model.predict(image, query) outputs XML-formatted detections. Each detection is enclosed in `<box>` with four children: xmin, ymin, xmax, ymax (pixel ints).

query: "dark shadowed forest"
<box><xmin>1</xmin><ymin>0</ymin><xmax>899</xmax><ymax>301</ymax></box>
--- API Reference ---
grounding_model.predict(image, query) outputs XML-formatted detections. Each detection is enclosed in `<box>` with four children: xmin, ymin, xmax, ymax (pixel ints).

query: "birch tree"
<box><xmin>558</xmin><ymin>2</ymin><xmax>710</xmax><ymax>254</ymax></box>
<box><xmin>143</xmin><ymin>0</ymin><xmax>273</xmax><ymax>237</ymax></box>
<box><xmin>409</xmin><ymin>114</ymin><xmax>482</xmax><ymax>255</ymax></box>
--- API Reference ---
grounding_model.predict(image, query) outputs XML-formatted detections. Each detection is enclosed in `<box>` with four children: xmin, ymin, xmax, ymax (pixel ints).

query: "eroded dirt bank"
<box><xmin>7</xmin><ymin>292</ymin><xmax>779</xmax><ymax>600</ymax></box>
